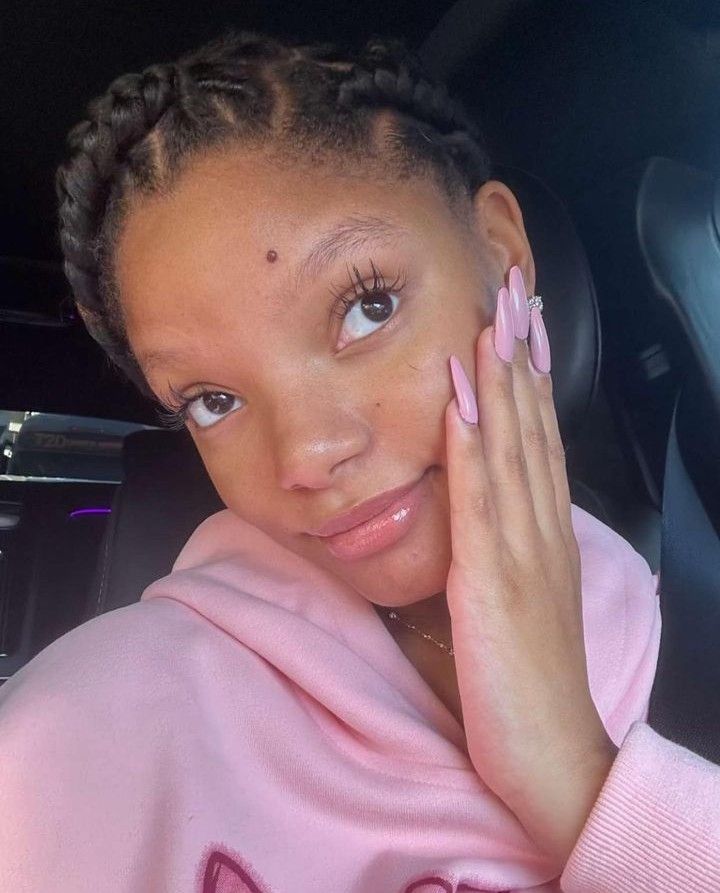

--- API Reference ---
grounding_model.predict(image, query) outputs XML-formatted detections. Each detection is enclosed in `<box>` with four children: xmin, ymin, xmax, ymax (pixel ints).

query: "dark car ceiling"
<box><xmin>1</xmin><ymin>0</ymin><xmax>460</xmax><ymax>421</ymax></box>
<box><xmin>2</xmin><ymin>0</ymin><xmax>461</xmax><ymax>265</ymax></box>
<box><xmin>3</xmin><ymin>0</ymin><xmax>720</xmax><ymax>423</ymax></box>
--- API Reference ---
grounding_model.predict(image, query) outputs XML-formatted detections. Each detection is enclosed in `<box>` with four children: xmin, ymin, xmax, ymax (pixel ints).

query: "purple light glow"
<box><xmin>68</xmin><ymin>507</ymin><xmax>112</xmax><ymax>519</ymax></box>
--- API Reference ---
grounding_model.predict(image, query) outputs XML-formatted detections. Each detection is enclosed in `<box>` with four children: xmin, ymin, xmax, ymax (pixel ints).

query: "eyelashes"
<box><xmin>329</xmin><ymin>259</ymin><xmax>407</xmax><ymax>322</ymax></box>
<box><xmin>155</xmin><ymin>258</ymin><xmax>407</xmax><ymax>431</ymax></box>
<box><xmin>155</xmin><ymin>383</ymin><xmax>200</xmax><ymax>430</ymax></box>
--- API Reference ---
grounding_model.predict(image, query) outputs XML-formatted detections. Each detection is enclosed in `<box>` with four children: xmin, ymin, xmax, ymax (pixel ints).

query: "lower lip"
<box><xmin>321</xmin><ymin>471</ymin><xmax>430</xmax><ymax>561</ymax></box>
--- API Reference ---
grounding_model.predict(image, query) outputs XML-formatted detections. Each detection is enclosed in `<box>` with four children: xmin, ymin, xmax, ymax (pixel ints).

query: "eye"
<box><xmin>332</xmin><ymin>262</ymin><xmax>406</xmax><ymax>350</ymax></box>
<box><xmin>337</xmin><ymin>291</ymin><xmax>401</xmax><ymax>350</ymax></box>
<box><xmin>186</xmin><ymin>391</ymin><xmax>243</xmax><ymax>429</ymax></box>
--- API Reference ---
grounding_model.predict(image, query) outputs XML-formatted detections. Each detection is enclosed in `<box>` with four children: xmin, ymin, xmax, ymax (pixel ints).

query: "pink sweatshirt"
<box><xmin>0</xmin><ymin>503</ymin><xmax>717</xmax><ymax>892</ymax></box>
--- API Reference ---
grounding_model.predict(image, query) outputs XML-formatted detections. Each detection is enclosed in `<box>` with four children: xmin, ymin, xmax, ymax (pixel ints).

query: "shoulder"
<box><xmin>0</xmin><ymin>598</ymin><xmax>215</xmax><ymax>883</ymax></box>
<box><xmin>0</xmin><ymin>597</ymin><xmax>201</xmax><ymax>733</ymax></box>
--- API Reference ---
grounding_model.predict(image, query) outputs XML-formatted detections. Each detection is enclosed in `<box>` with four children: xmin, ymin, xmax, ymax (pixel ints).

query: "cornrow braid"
<box><xmin>55</xmin><ymin>29</ymin><xmax>492</xmax><ymax>395</ymax></box>
<box><xmin>57</xmin><ymin>64</ymin><xmax>179</xmax><ymax>307</ymax></box>
<box><xmin>336</xmin><ymin>39</ymin><xmax>489</xmax><ymax>206</ymax></box>
<box><xmin>339</xmin><ymin>40</ymin><xmax>480</xmax><ymax>139</ymax></box>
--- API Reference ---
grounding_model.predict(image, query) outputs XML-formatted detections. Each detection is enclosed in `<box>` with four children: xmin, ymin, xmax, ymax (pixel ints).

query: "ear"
<box><xmin>470</xmin><ymin>180</ymin><xmax>536</xmax><ymax>295</ymax></box>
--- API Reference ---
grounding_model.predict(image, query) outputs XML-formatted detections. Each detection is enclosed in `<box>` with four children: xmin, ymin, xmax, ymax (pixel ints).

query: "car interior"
<box><xmin>2</xmin><ymin>0</ymin><xmax>719</xmax><ymax>763</ymax></box>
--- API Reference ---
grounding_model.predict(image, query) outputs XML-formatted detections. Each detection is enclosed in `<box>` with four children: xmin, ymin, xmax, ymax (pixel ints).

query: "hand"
<box><xmin>444</xmin><ymin>268</ymin><xmax>619</xmax><ymax>868</ymax></box>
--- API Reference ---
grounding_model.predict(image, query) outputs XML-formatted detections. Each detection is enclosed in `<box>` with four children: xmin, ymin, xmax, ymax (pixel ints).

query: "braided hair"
<box><xmin>55</xmin><ymin>29</ymin><xmax>493</xmax><ymax>397</ymax></box>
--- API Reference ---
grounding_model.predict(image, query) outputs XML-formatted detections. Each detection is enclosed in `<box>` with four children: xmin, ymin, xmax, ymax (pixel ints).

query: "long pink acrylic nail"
<box><xmin>508</xmin><ymin>266</ymin><xmax>530</xmax><ymax>340</ymax></box>
<box><xmin>494</xmin><ymin>287</ymin><xmax>515</xmax><ymax>363</ymax></box>
<box><xmin>449</xmin><ymin>355</ymin><xmax>478</xmax><ymax>424</ymax></box>
<box><xmin>529</xmin><ymin>308</ymin><xmax>551</xmax><ymax>373</ymax></box>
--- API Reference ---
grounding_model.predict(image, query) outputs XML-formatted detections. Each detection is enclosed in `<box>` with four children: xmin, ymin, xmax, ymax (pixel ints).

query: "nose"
<box><xmin>272</xmin><ymin>386</ymin><xmax>370</xmax><ymax>492</ymax></box>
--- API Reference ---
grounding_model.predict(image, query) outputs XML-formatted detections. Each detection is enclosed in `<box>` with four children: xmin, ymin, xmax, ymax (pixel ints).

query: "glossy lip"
<box><xmin>321</xmin><ymin>472</ymin><xmax>429</xmax><ymax>561</ymax></box>
<box><xmin>308</xmin><ymin>476</ymin><xmax>424</xmax><ymax>538</ymax></box>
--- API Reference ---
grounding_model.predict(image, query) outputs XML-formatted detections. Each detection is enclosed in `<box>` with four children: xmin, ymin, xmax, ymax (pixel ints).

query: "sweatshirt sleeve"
<box><xmin>560</xmin><ymin>720</ymin><xmax>720</xmax><ymax>892</ymax></box>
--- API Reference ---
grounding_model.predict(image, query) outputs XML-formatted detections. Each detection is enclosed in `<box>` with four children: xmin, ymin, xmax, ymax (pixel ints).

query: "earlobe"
<box><xmin>471</xmin><ymin>180</ymin><xmax>536</xmax><ymax>295</ymax></box>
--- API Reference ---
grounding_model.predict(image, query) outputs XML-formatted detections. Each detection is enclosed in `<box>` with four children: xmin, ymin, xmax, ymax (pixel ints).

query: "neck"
<box><xmin>375</xmin><ymin>592</ymin><xmax>465</xmax><ymax>732</ymax></box>
<box><xmin>377</xmin><ymin>591</ymin><xmax>454</xmax><ymax>650</ymax></box>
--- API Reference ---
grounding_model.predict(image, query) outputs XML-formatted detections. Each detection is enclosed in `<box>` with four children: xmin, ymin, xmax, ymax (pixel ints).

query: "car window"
<box><xmin>0</xmin><ymin>410</ymin><xmax>156</xmax><ymax>483</ymax></box>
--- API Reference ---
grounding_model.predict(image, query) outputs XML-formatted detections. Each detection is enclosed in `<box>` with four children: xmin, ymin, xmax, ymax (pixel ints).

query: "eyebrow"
<box><xmin>139</xmin><ymin>350</ymin><xmax>199</xmax><ymax>377</ymax></box>
<box><xmin>138</xmin><ymin>215</ymin><xmax>409</xmax><ymax>376</ymax></box>
<box><xmin>293</xmin><ymin>214</ymin><xmax>409</xmax><ymax>285</ymax></box>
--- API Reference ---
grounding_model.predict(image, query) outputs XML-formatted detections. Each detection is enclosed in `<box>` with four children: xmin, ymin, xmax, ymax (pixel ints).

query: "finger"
<box><xmin>445</xmin><ymin>359</ymin><xmax>499</xmax><ymax>578</ymax></box>
<box><xmin>474</xmin><ymin>292</ymin><xmax>541</xmax><ymax>555</ymax></box>
<box><xmin>529</xmin><ymin>352</ymin><xmax>576</xmax><ymax>552</ymax></box>
<box><xmin>511</xmin><ymin>335</ymin><xmax>566</xmax><ymax>544</ymax></box>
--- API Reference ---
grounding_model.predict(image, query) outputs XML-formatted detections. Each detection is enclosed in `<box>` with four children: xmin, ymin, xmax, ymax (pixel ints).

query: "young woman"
<box><xmin>1</xmin><ymin>28</ymin><xmax>718</xmax><ymax>893</ymax></box>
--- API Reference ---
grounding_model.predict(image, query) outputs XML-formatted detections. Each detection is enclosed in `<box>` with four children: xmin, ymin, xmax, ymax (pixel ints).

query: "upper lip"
<box><xmin>309</xmin><ymin>476</ymin><xmax>422</xmax><ymax>538</ymax></box>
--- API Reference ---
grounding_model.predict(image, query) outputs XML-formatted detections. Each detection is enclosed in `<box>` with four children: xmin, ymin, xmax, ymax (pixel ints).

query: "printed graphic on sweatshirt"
<box><xmin>198</xmin><ymin>846</ymin><xmax>512</xmax><ymax>893</ymax></box>
<box><xmin>200</xmin><ymin>849</ymin><xmax>270</xmax><ymax>893</ymax></box>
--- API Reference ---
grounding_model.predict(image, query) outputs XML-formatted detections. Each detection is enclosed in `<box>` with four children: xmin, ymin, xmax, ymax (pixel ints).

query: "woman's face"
<box><xmin>117</xmin><ymin>146</ymin><xmax>534</xmax><ymax>610</ymax></box>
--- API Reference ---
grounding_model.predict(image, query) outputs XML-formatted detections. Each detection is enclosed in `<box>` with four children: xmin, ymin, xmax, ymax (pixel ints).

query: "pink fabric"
<box><xmin>0</xmin><ymin>502</ymin><xmax>673</xmax><ymax>891</ymax></box>
<box><xmin>561</xmin><ymin>721</ymin><xmax>720</xmax><ymax>892</ymax></box>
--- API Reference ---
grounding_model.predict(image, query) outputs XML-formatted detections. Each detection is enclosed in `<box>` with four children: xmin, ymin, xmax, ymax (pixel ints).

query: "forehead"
<box><xmin>120</xmin><ymin>150</ymin><xmax>445</xmax><ymax>244</ymax></box>
<box><xmin>115</xmin><ymin>147</ymin><xmax>461</xmax><ymax>367</ymax></box>
<box><xmin>118</xmin><ymin>147</ymin><xmax>452</xmax><ymax>261</ymax></box>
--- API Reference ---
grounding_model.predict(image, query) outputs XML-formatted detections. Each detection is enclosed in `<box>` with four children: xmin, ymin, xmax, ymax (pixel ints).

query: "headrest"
<box><xmin>88</xmin><ymin>164</ymin><xmax>602</xmax><ymax>615</ymax></box>
<box><xmin>86</xmin><ymin>428</ymin><xmax>224</xmax><ymax>619</ymax></box>
<box><xmin>636</xmin><ymin>156</ymin><xmax>720</xmax><ymax>395</ymax></box>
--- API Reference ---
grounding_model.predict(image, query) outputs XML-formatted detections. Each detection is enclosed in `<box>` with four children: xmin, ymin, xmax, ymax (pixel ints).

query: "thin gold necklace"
<box><xmin>385</xmin><ymin>609</ymin><xmax>455</xmax><ymax>656</ymax></box>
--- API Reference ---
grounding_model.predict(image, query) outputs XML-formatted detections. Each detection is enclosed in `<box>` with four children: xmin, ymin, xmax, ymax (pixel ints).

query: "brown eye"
<box><xmin>361</xmin><ymin>292</ymin><xmax>394</xmax><ymax>323</ymax></box>
<box><xmin>203</xmin><ymin>393</ymin><xmax>234</xmax><ymax>414</ymax></box>
<box><xmin>187</xmin><ymin>391</ymin><xmax>243</xmax><ymax>429</ymax></box>
<box><xmin>337</xmin><ymin>290</ymin><xmax>401</xmax><ymax>349</ymax></box>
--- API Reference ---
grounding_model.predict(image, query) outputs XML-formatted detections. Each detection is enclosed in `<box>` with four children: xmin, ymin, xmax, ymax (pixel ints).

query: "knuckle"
<box><xmin>536</xmin><ymin>371</ymin><xmax>554</xmax><ymax>400</ymax></box>
<box><xmin>491</xmin><ymin>375</ymin><xmax>513</xmax><ymax>404</ymax></box>
<box><xmin>523</xmin><ymin>423</ymin><xmax>548</xmax><ymax>452</ymax></box>
<box><xmin>512</xmin><ymin>342</ymin><xmax>529</xmax><ymax>371</ymax></box>
<box><xmin>548</xmin><ymin>438</ymin><xmax>568</xmax><ymax>466</ymax></box>
<box><xmin>494</xmin><ymin>582</ymin><xmax>521</xmax><ymax>613</ymax></box>
<box><xmin>500</xmin><ymin>445</ymin><xmax>528</xmax><ymax>480</ymax></box>
<box><xmin>469</xmin><ymin>488</ymin><xmax>495</xmax><ymax>523</ymax></box>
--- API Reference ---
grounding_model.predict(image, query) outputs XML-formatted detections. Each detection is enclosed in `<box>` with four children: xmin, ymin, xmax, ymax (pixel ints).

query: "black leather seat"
<box><xmin>84</xmin><ymin>427</ymin><xmax>224</xmax><ymax>621</ymax></box>
<box><xmin>574</xmin><ymin>156</ymin><xmax>720</xmax><ymax>508</ymax></box>
<box><xmin>568</xmin><ymin>155</ymin><xmax>720</xmax><ymax>763</ymax></box>
<box><xmin>648</xmin><ymin>368</ymin><xmax>720</xmax><ymax>764</ymax></box>
<box><xmin>635</xmin><ymin>157</ymin><xmax>720</xmax><ymax>397</ymax></box>
<box><xmin>85</xmin><ymin>164</ymin><xmax>662</xmax><ymax>617</ymax></box>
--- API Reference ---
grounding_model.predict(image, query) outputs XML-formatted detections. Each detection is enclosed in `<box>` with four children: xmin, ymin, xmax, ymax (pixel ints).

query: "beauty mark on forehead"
<box><xmin>136</xmin><ymin>216</ymin><xmax>408</xmax><ymax>377</ymax></box>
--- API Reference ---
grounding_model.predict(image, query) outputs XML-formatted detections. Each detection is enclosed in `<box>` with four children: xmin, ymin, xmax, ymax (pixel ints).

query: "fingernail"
<box><xmin>508</xmin><ymin>266</ymin><xmax>530</xmax><ymax>339</ymax></box>
<box><xmin>494</xmin><ymin>287</ymin><xmax>515</xmax><ymax>363</ymax></box>
<box><xmin>529</xmin><ymin>308</ymin><xmax>551</xmax><ymax>373</ymax></box>
<box><xmin>449</xmin><ymin>355</ymin><xmax>478</xmax><ymax>424</ymax></box>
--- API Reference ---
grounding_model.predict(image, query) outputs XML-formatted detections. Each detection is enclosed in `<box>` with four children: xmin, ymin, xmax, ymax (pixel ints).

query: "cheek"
<box><xmin>382</xmin><ymin>349</ymin><xmax>455</xmax><ymax>435</ymax></box>
<box><xmin>365</xmin><ymin>368</ymin><xmax>451</xmax><ymax>486</ymax></box>
<box><xmin>191</xmin><ymin>436</ymin><xmax>271</xmax><ymax>525</ymax></box>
